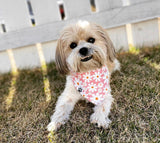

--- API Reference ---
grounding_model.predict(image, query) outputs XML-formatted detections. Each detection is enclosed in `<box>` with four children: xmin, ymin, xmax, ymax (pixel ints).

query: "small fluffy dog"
<box><xmin>47</xmin><ymin>21</ymin><xmax>120</xmax><ymax>131</ymax></box>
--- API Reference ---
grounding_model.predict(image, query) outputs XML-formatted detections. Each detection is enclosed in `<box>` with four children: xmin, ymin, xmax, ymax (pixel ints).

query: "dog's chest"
<box><xmin>72</xmin><ymin>66</ymin><xmax>111</xmax><ymax>105</ymax></box>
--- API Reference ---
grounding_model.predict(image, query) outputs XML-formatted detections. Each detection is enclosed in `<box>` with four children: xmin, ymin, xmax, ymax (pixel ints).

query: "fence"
<box><xmin>0</xmin><ymin>0</ymin><xmax>160</xmax><ymax>74</ymax></box>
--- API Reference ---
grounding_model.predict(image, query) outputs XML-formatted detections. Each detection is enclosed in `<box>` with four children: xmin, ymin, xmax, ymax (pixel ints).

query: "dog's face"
<box><xmin>56</xmin><ymin>21</ymin><xmax>115</xmax><ymax>74</ymax></box>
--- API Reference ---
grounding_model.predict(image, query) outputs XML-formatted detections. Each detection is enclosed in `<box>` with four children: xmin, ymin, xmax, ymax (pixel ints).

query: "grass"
<box><xmin>0</xmin><ymin>46</ymin><xmax>160</xmax><ymax>143</ymax></box>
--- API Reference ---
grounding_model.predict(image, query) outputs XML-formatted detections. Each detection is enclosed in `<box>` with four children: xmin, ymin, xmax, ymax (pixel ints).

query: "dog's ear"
<box><xmin>93</xmin><ymin>23</ymin><xmax>116</xmax><ymax>62</ymax></box>
<box><xmin>55</xmin><ymin>38</ymin><xmax>69</xmax><ymax>75</ymax></box>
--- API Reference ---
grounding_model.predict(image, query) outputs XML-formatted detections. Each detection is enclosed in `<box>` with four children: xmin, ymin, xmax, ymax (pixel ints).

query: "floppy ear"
<box><xmin>93</xmin><ymin>24</ymin><xmax>116</xmax><ymax>62</ymax></box>
<box><xmin>55</xmin><ymin>38</ymin><xmax>69</xmax><ymax>75</ymax></box>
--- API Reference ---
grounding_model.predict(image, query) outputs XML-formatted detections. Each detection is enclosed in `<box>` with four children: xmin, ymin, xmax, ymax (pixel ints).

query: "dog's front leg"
<box><xmin>47</xmin><ymin>77</ymin><xmax>81</xmax><ymax>131</ymax></box>
<box><xmin>90</xmin><ymin>95</ymin><xmax>113</xmax><ymax>128</ymax></box>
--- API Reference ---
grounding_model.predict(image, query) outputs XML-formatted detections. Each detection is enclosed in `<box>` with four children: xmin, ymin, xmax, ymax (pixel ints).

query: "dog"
<box><xmin>47</xmin><ymin>21</ymin><xmax>120</xmax><ymax>131</ymax></box>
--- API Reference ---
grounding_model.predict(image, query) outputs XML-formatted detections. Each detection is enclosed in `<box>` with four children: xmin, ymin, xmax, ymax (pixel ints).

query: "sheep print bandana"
<box><xmin>72</xmin><ymin>66</ymin><xmax>111</xmax><ymax>105</ymax></box>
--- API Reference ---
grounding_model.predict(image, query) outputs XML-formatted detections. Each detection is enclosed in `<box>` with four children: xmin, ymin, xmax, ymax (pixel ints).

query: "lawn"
<box><xmin>0</xmin><ymin>46</ymin><xmax>160</xmax><ymax>143</ymax></box>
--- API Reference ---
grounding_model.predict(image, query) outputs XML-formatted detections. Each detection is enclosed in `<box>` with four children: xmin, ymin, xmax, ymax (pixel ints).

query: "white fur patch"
<box><xmin>77</xmin><ymin>20</ymin><xmax>90</xmax><ymax>29</ymax></box>
<box><xmin>113</xmin><ymin>59</ymin><xmax>121</xmax><ymax>71</ymax></box>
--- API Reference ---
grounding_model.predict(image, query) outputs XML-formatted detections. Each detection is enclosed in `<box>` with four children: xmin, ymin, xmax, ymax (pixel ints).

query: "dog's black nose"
<box><xmin>79</xmin><ymin>47</ymin><xmax>88</xmax><ymax>56</ymax></box>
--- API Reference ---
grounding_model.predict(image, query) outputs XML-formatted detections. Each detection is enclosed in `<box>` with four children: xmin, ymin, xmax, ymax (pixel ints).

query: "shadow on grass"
<box><xmin>0</xmin><ymin>46</ymin><xmax>159</xmax><ymax>142</ymax></box>
<box><xmin>0</xmin><ymin>73</ymin><xmax>12</xmax><ymax>107</ymax></box>
<box><xmin>0</xmin><ymin>63</ymin><xmax>65</xmax><ymax>142</ymax></box>
<box><xmin>0</xmin><ymin>73</ymin><xmax>12</xmax><ymax>124</ymax></box>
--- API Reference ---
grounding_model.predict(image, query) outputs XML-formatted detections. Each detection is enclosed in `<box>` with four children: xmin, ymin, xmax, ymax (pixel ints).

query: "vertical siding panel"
<box><xmin>158</xmin><ymin>18</ymin><xmax>160</xmax><ymax>44</ymax></box>
<box><xmin>132</xmin><ymin>19</ymin><xmax>160</xmax><ymax>47</ymax></box>
<box><xmin>0</xmin><ymin>0</ymin><xmax>31</xmax><ymax>31</ymax></box>
<box><xmin>107</xmin><ymin>26</ymin><xmax>129</xmax><ymax>51</ymax></box>
<box><xmin>0</xmin><ymin>0</ymin><xmax>40</xmax><ymax>71</ymax></box>
<box><xmin>95</xmin><ymin>0</ymin><xmax>122</xmax><ymax>11</ymax></box>
<box><xmin>13</xmin><ymin>45</ymin><xmax>40</xmax><ymax>70</ymax></box>
<box><xmin>30</xmin><ymin>0</ymin><xmax>61</xmax><ymax>25</ymax></box>
<box><xmin>0</xmin><ymin>25</ymin><xmax>3</xmax><ymax>34</ymax></box>
<box><xmin>95</xmin><ymin>0</ymin><xmax>110</xmax><ymax>11</ymax></box>
<box><xmin>95</xmin><ymin>0</ymin><xmax>126</xmax><ymax>51</ymax></box>
<box><xmin>41</xmin><ymin>41</ymin><xmax>57</xmax><ymax>64</ymax></box>
<box><xmin>129</xmin><ymin>0</ymin><xmax>151</xmax><ymax>5</ymax></box>
<box><xmin>0</xmin><ymin>51</ymin><xmax>11</xmax><ymax>74</ymax></box>
<box><xmin>109</xmin><ymin>0</ymin><xmax>123</xmax><ymax>8</ymax></box>
<box><xmin>64</xmin><ymin>0</ymin><xmax>91</xmax><ymax>19</ymax></box>
<box><xmin>29</xmin><ymin>0</ymin><xmax>60</xmax><ymax>65</ymax></box>
<box><xmin>30</xmin><ymin>0</ymin><xmax>61</xmax><ymax>68</ymax></box>
<box><xmin>0</xmin><ymin>18</ymin><xmax>3</xmax><ymax>33</ymax></box>
<box><xmin>0</xmin><ymin>17</ymin><xmax>11</xmax><ymax>73</ymax></box>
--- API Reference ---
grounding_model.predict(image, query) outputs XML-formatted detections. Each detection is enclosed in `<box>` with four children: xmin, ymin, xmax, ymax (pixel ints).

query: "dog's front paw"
<box><xmin>47</xmin><ymin>121</ymin><xmax>63</xmax><ymax>131</ymax></box>
<box><xmin>90</xmin><ymin>113</ymin><xmax>111</xmax><ymax>128</ymax></box>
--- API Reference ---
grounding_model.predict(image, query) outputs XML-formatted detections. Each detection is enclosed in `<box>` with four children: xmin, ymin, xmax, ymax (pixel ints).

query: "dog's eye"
<box><xmin>70</xmin><ymin>42</ymin><xmax>77</xmax><ymax>49</ymax></box>
<box><xmin>87</xmin><ymin>37</ymin><xmax>95</xmax><ymax>43</ymax></box>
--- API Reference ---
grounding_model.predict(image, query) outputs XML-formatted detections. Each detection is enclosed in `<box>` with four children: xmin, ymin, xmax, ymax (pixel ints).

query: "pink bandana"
<box><xmin>72</xmin><ymin>66</ymin><xmax>111</xmax><ymax>105</ymax></box>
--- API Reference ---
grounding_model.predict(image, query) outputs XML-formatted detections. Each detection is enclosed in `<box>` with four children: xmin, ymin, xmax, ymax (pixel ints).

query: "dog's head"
<box><xmin>56</xmin><ymin>21</ymin><xmax>116</xmax><ymax>74</ymax></box>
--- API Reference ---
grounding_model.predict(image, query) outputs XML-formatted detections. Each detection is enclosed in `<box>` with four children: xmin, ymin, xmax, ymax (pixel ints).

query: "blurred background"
<box><xmin>0</xmin><ymin>0</ymin><xmax>160</xmax><ymax>73</ymax></box>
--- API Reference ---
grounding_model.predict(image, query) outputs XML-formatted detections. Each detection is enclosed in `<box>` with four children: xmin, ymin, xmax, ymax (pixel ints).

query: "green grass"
<box><xmin>0</xmin><ymin>46</ymin><xmax>160</xmax><ymax>143</ymax></box>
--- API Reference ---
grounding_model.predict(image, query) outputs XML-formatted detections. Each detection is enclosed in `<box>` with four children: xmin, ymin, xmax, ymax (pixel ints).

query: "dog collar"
<box><xmin>71</xmin><ymin>66</ymin><xmax>111</xmax><ymax>105</ymax></box>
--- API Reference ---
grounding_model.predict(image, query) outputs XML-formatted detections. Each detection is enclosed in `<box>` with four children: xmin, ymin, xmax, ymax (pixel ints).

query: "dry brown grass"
<box><xmin>0</xmin><ymin>46</ymin><xmax>160</xmax><ymax>143</ymax></box>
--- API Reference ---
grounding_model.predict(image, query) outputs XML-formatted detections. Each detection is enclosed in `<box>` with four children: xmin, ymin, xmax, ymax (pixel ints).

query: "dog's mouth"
<box><xmin>80</xmin><ymin>55</ymin><xmax>93</xmax><ymax>62</ymax></box>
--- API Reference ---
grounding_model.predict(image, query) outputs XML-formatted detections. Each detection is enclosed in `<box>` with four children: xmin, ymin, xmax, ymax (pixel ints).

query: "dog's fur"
<box><xmin>47</xmin><ymin>21</ymin><xmax>120</xmax><ymax>131</ymax></box>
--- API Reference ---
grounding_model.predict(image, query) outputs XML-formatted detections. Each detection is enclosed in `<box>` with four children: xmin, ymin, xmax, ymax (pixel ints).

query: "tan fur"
<box><xmin>47</xmin><ymin>21</ymin><xmax>120</xmax><ymax>131</ymax></box>
<box><xmin>55</xmin><ymin>22</ymin><xmax>116</xmax><ymax>74</ymax></box>
<box><xmin>56</xmin><ymin>38</ymin><xmax>69</xmax><ymax>74</ymax></box>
